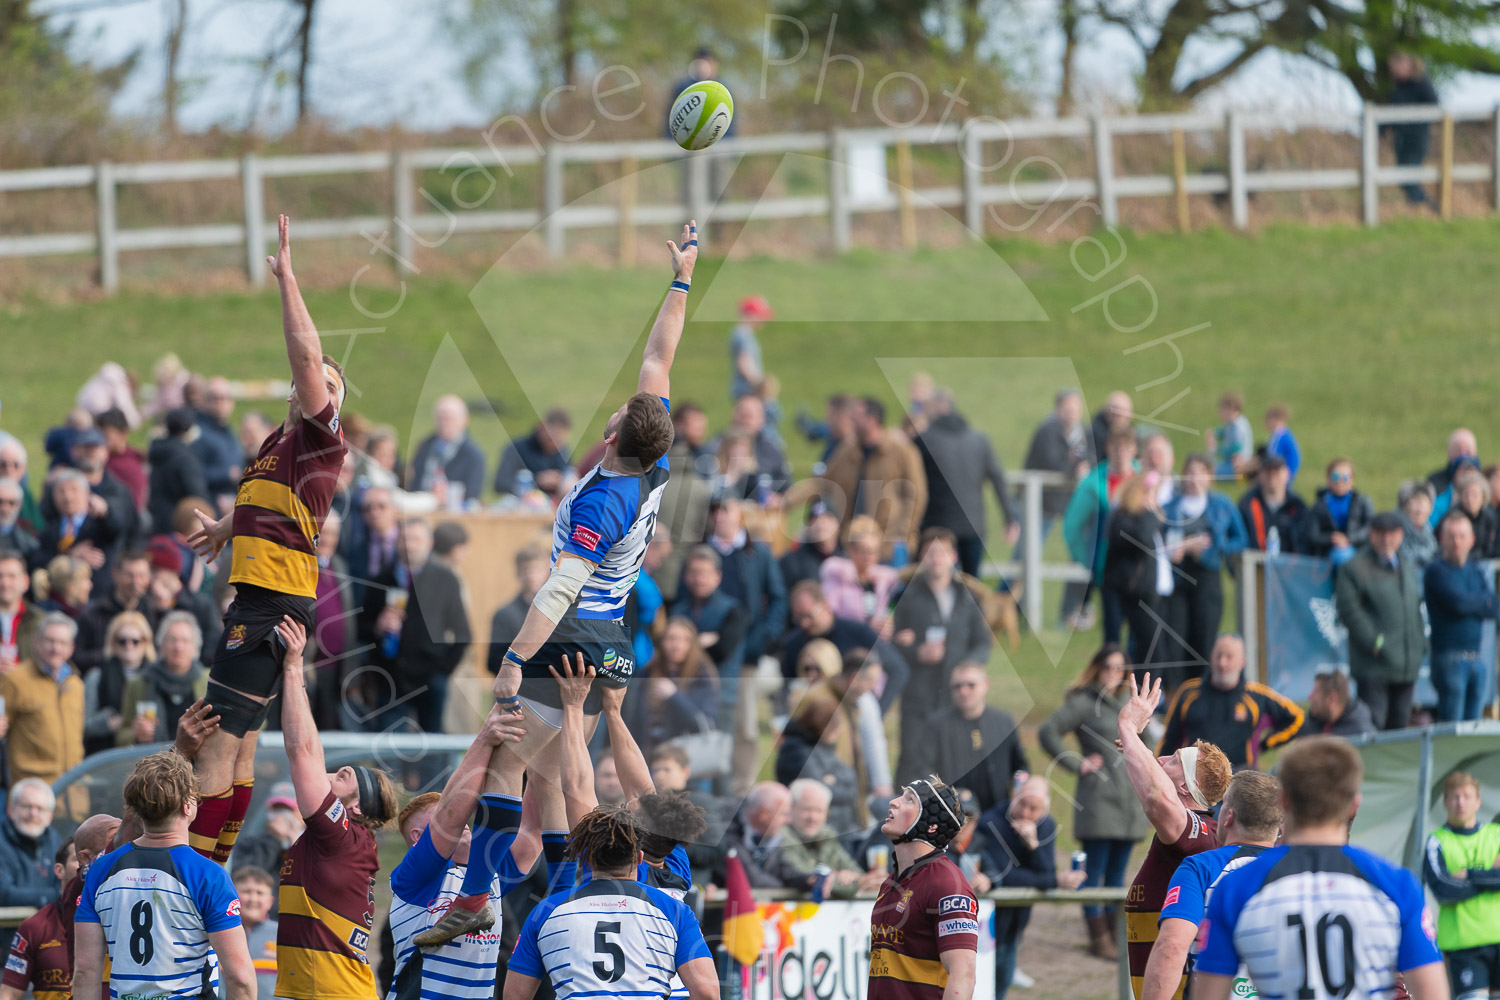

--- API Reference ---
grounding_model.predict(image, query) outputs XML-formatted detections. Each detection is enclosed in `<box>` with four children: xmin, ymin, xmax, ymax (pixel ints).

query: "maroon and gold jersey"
<box><xmin>275</xmin><ymin>791</ymin><xmax>379</xmax><ymax>1000</ymax></box>
<box><xmin>230</xmin><ymin>400</ymin><xmax>345</xmax><ymax>599</ymax></box>
<box><xmin>3</xmin><ymin>900</ymin><xmax>73</xmax><ymax>1000</ymax></box>
<box><xmin>1125</xmin><ymin>811</ymin><xmax>1219</xmax><ymax>1000</ymax></box>
<box><xmin>868</xmin><ymin>851</ymin><xmax>979</xmax><ymax>1000</ymax></box>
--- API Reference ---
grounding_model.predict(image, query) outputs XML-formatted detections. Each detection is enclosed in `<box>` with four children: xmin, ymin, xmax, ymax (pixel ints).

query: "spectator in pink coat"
<box><xmin>819</xmin><ymin>516</ymin><xmax>900</xmax><ymax>638</ymax></box>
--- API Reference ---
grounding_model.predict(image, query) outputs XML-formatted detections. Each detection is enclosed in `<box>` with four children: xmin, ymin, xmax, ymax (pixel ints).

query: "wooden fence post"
<box><xmin>1440</xmin><ymin>113</ymin><xmax>1454</xmax><ymax>220</ymax></box>
<box><xmin>1092</xmin><ymin>118</ymin><xmax>1118</xmax><ymax>227</ymax></box>
<box><xmin>1171</xmin><ymin>129</ymin><xmax>1190</xmax><ymax>233</ymax></box>
<box><xmin>1226</xmin><ymin>112</ymin><xmax>1248</xmax><ymax>230</ymax></box>
<box><xmin>895</xmin><ymin>140</ymin><xmax>916</xmax><ymax>252</ymax></box>
<box><xmin>242</xmin><ymin>154</ymin><xmax>264</xmax><ymax>287</ymax></box>
<box><xmin>618</xmin><ymin>155</ymin><xmax>638</xmax><ymax>267</ymax></box>
<box><xmin>1492</xmin><ymin>107</ymin><xmax>1500</xmax><ymax>214</ymax></box>
<box><xmin>828</xmin><ymin>130</ymin><xmax>850</xmax><ymax>253</ymax></box>
<box><xmin>1361</xmin><ymin>104</ymin><xmax>1380</xmax><ymax>227</ymax></box>
<box><xmin>961</xmin><ymin>125</ymin><xmax>984</xmax><ymax>239</ymax></box>
<box><xmin>95</xmin><ymin>160</ymin><xmax>118</xmax><ymax>292</ymax></box>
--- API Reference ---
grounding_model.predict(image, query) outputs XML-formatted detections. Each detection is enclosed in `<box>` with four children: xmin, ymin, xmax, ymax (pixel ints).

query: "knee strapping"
<box><xmin>206</xmin><ymin>681</ymin><xmax>272</xmax><ymax>738</ymax></box>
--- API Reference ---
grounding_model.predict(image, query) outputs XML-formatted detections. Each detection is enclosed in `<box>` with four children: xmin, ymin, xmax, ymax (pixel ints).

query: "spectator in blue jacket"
<box><xmin>191</xmin><ymin>377</ymin><xmax>244</xmax><ymax>510</ymax></box>
<box><xmin>671</xmin><ymin>545</ymin><xmax>748</xmax><ymax>723</ymax></box>
<box><xmin>1425</xmin><ymin>511</ymin><xmax>1500</xmax><ymax>722</ymax></box>
<box><xmin>971</xmin><ymin>778</ymin><xmax>1087</xmax><ymax>1000</ymax></box>
<box><xmin>705</xmin><ymin>498</ymin><xmax>786</xmax><ymax>664</ymax></box>
<box><xmin>1162</xmin><ymin>454</ymin><xmax>1248</xmax><ymax>683</ymax></box>
<box><xmin>1303</xmin><ymin>458</ymin><xmax>1374</xmax><ymax>564</ymax></box>
<box><xmin>1262</xmin><ymin>403</ymin><xmax>1300</xmax><ymax>482</ymax></box>
<box><xmin>0</xmin><ymin>778</ymin><xmax>62</xmax><ymax>955</ymax></box>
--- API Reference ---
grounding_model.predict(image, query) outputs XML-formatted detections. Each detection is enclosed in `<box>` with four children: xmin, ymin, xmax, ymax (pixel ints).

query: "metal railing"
<box><xmin>1</xmin><ymin>105</ymin><xmax>1495</xmax><ymax>290</ymax></box>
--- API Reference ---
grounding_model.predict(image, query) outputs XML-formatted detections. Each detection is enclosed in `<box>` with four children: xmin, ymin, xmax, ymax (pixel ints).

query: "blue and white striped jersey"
<box><xmin>386</xmin><ymin>829</ymin><xmax>529</xmax><ymax>1000</ymax></box>
<box><xmin>509</xmin><ymin>877</ymin><xmax>709</xmax><ymax>1000</ymax></box>
<box><xmin>1199</xmin><ymin>844</ymin><xmax>1442</xmax><ymax>1000</ymax></box>
<box><xmin>552</xmin><ymin>398</ymin><xmax>671</xmax><ymax>622</ymax></box>
<box><xmin>75</xmin><ymin>842</ymin><xmax>242</xmax><ymax>1000</ymax></box>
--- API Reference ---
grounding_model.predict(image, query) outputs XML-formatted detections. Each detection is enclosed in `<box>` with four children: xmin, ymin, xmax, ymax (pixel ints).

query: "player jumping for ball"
<box><xmin>184</xmin><ymin>214</ymin><xmax>349</xmax><ymax>862</ymax></box>
<box><xmin>420</xmin><ymin>220</ymin><xmax>698</xmax><ymax>945</ymax></box>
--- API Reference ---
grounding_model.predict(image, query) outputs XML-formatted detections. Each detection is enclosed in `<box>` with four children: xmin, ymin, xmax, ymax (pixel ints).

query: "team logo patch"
<box><xmin>939</xmin><ymin>894</ymin><xmax>976</xmax><ymax>916</ymax></box>
<box><xmin>225</xmin><ymin>625</ymin><xmax>247</xmax><ymax>650</ymax></box>
<box><xmin>938</xmin><ymin>917</ymin><xmax>979</xmax><ymax>937</ymax></box>
<box><xmin>1164</xmin><ymin>886</ymin><xmax>1181</xmax><ymax>907</ymax></box>
<box><xmin>895</xmin><ymin>889</ymin><xmax>914</xmax><ymax>913</ymax></box>
<box><xmin>1234</xmin><ymin>704</ymin><xmax>1247</xmax><ymax>722</ymax></box>
<box><xmin>571</xmin><ymin>524</ymin><xmax>602</xmax><ymax>551</ymax></box>
<box><xmin>227</xmin><ymin>899</ymin><xmax>241</xmax><ymax>917</ymax></box>
<box><xmin>1421</xmin><ymin>906</ymin><xmax>1436</xmax><ymax>942</ymax></box>
<box><xmin>347</xmin><ymin>928</ymin><xmax>369</xmax><ymax>952</ymax></box>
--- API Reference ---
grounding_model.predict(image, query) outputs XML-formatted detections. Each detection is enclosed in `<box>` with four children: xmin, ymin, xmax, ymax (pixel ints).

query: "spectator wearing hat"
<box><xmin>1238</xmin><ymin>455</ymin><xmax>1307</xmax><ymax>554</ymax></box>
<box><xmin>730</xmin><ymin>295</ymin><xmax>774</xmax><ymax>401</ymax></box>
<box><xmin>62</xmin><ymin>426</ymin><xmax>140</xmax><ymax>546</ymax></box>
<box><xmin>494</xmin><ymin>408</ymin><xmax>574</xmax><ymax>499</ymax></box>
<box><xmin>1425</xmin><ymin>511</ymin><xmax>1499</xmax><ymax>723</ymax></box>
<box><xmin>0</xmin><ymin>478</ymin><xmax>40</xmax><ymax>565</ymax></box>
<box><xmin>1396</xmin><ymin>480</ymin><xmax>1438</xmax><ymax>573</ymax></box>
<box><xmin>148</xmin><ymin>408</ymin><xmax>209</xmax><ymax>535</ymax></box>
<box><xmin>97</xmin><ymin>409</ymin><xmax>147</xmax><ymax>514</ymax></box>
<box><xmin>191</xmin><ymin>376</ymin><xmax>244</xmax><ymax>511</ymax></box>
<box><xmin>1263</xmin><ymin>404</ymin><xmax>1300</xmax><ymax>482</ymax></box>
<box><xmin>1336</xmin><ymin>511</ymin><xmax>1426</xmax><ymax>730</ymax></box>
<box><xmin>42</xmin><ymin>408</ymin><xmax>92</xmax><ymax>471</ymax></box>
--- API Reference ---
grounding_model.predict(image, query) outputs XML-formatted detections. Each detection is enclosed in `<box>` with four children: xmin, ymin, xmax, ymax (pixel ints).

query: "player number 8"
<box><xmin>130</xmin><ymin>900</ymin><xmax>156</xmax><ymax>965</ymax></box>
<box><xmin>593</xmin><ymin>920</ymin><xmax>625</xmax><ymax>983</ymax></box>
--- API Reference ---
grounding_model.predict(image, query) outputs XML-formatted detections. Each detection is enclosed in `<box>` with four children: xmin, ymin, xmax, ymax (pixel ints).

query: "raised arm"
<box><xmin>600</xmin><ymin>683</ymin><xmax>654</xmax><ymax>803</ymax></box>
<box><xmin>277</xmin><ymin>616</ymin><xmax>331</xmax><ymax>817</ymax></box>
<box><xmin>429</xmin><ymin>704</ymin><xmax>527</xmax><ymax>858</ymax></box>
<box><xmin>266</xmin><ymin>215</ymin><xmax>331</xmax><ymax>417</ymax></box>
<box><xmin>552</xmin><ymin>655</ymin><xmax>599</xmax><ymax>828</ymax></box>
<box><xmin>638</xmin><ymin>221</ymin><xmax>700</xmax><ymax>399</ymax></box>
<box><xmin>1118</xmin><ymin>672</ymin><xmax>1188</xmax><ymax>844</ymax></box>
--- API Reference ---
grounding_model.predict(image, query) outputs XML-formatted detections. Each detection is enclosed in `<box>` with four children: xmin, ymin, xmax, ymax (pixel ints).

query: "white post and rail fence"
<box><xmin>0</xmin><ymin>104</ymin><xmax>1495</xmax><ymax>291</ymax></box>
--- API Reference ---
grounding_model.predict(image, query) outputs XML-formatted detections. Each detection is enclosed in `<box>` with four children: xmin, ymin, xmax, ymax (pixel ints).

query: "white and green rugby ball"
<box><xmin>669</xmin><ymin>80</ymin><xmax>734</xmax><ymax>151</ymax></box>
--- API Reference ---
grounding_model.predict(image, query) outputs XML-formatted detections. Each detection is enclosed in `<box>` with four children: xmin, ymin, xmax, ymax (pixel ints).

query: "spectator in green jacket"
<box><xmin>780</xmin><ymin>778</ymin><xmax>883</xmax><ymax>899</ymax></box>
<box><xmin>1421</xmin><ymin>771</ymin><xmax>1500</xmax><ymax>1000</ymax></box>
<box><xmin>1334</xmin><ymin>513</ymin><xmax>1426</xmax><ymax>730</ymax></box>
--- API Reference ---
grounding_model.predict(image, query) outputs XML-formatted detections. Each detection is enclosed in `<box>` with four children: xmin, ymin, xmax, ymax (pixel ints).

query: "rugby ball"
<box><xmin>669</xmin><ymin>81</ymin><xmax>734</xmax><ymax>151</ymax></box>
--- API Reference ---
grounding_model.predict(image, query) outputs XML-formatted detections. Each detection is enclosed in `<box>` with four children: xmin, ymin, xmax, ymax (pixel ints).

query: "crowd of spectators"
<box><xmin>1</xmin><ymin>325</ymin><xmax>1498</xmax><ymax>996</ymax></box>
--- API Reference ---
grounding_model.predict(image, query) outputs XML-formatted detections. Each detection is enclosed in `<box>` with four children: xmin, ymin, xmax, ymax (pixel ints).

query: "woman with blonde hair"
<box><xmin>33</xmin><ymin>555</ymin><xmax>92</xmax><ymax>620</ymax></box>
<box><xmin>1103</xmin><ymin>473</ymin><xmax>1166</xmax><ymax>667</ymax></box>
<box><xmin>85</xmin><ymin>611</ymin><xmax>157</xmax><ymax>755</ymax></box>
<box><xmin>819</xmin><ymin>515</ymin><xmax>899</xmax><ymax>636</ymax></box>
<box><xmin>1038</xmin><ymin>644</ymin><xmax>1149</xmax><ymax>957</ymax></box>
<box><xmin>1451</xmin><ymin>466</ymin><xmax>1500</xmax><ymax>557</ymax></box>
<box><xmin>621</xmin><ymin>616</ymin><xmax>720</xmax><ymax>761</ymax></box>
<box><xmin>774</xmin><ymin>685</ymin><xmax>861</xmax><ymax>832</ymax></box>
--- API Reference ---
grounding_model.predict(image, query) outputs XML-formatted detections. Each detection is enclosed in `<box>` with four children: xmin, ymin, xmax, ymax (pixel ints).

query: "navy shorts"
<box><xmin>518</xmin><ymin>616</ymin><xmax>634</xmax><ymax>713</ymax></box>
<box><xmin>1448</xmin><ymin>942</ymin><xmax>1500</xmax><ymax>998</ymax></box>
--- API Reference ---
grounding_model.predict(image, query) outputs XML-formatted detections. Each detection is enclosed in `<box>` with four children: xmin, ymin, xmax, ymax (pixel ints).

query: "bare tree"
<box><xmin>162</xmin><ymin>0</ymin><xmax>188</xmax><ymax>133</ymax></box>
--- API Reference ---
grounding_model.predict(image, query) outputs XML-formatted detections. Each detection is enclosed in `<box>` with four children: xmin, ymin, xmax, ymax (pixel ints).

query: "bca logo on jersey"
<box><xmin>348</xmin><ymin>928</ymin><xmax>370</xmax><ymax>953</ymax></box>
<box><xmin>227</xmin><ymin>899</ymin><xmax>241</xmax><ymax>917</ymax></box>
<box><xmin>939</xmin><ymin>895</ymin><xmax>976</xmax><ymax>916</ymax></box>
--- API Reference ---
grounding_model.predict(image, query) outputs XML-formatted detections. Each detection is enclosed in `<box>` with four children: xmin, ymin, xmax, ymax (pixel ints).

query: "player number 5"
<box><xmin>593</xmin><ymin>920</ymin><xmax>625</xmax><ymax>983</ymax></box>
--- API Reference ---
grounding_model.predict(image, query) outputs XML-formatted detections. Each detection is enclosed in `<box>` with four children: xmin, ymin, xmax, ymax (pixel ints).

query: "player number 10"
<box><xmin>1286</xmin><ymin>912</ymin><xmax>1355</xmax><ymax>1000</ymax></box>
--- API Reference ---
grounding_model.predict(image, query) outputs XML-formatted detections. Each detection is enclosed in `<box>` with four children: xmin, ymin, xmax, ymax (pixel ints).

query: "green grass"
<box><xmin>11</xmin><ymin>215</ymin><xmax>1499</xmax><ymax>730</ymax></box>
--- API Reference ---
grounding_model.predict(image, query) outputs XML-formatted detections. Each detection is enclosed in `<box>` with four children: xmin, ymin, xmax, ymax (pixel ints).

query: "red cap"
<box><xmin>147</xmin><ymin>536</ymin><xmax>184</xmax><ymax>576</ymax></box>
<box><xmin>739</xmin><ymin>295</ymin><xmax>773</xmax><ymax>321</ymax></box>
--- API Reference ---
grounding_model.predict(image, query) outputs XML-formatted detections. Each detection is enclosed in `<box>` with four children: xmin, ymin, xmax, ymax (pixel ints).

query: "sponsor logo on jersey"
<box><xmin>348</xmin><ymin>928</ymin><xmax>370</xmax><ymax>953</ymax></box>
<box><xmin>225</xmin><ymin>624</ymin><xmax>247</xmax><ymax>650</ymax></box>
<box><xmin>603</xmin><ymin>648</ymin><xmax>617</xmax><ymax>668</ymax></box>
<box><xmin>124</xmin><ymin>872</ymin><xmax>160</xmax><ymax>885</ymax></box>
<box><xmin>1188</xmin><ymin>813</ymin><xmax>1204</xmax><ymax>839</ymax></box>
<box><xmin>36</xmin><ymin>939</ymin><xmax>64</xmax><ymax>951</ymax></box>
<box><xmin>1421</xmin><ymin>905</ymin><xmax>1436</xmax><ymax>942</ymax></box>
<box><xmin>571</xmin><ymin>525</ymin><xmax>602</xmax><ymax>551</ymax></box>
<box><xmin>1231</xmin><ymin>977</ymin><xmax>1257</xmax><ymax>997</ymax></box>
<box><xmin>588</xmin><ymin>899</ymin><xmax>631</xmax><ymax>909</ymax></box>
<box><xmin>938</xmin><ymin>917</ymin><xmax>979</xmax><ymax>937</ymax></box>
<box><xmin>326</xmin><ymin>799</ymin><xmax>345</xmax><ymax>825</ymax></box>
<box><xmin>329</xmin><ymin>414</ymin><xmax>340</xmax><ymax>434</ymax></box>
<box><xmin>6</xmin><ymin>952</ymin><xmax>27</xmax><ymax>975</ymax></box>
<box><xmin>1164</xmin><ymin>886</ymin><xmax>1181</xmax><ymax>907</ymax></box>
<box><xmin>938</xmin><ymin>894</ymin><xmax>976</xmax><ymax>916</ymax></box>
<box><xmin>228</xmin><ymin>899</ymin><xmax>241</xmax><ymax>917</ymax></box>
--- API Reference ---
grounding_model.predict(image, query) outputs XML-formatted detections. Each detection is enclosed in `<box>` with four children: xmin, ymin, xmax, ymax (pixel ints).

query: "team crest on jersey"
<box><xmin>939</xmin><ymin>895</ymin><xmax>976</xmax><ymax>916</ymax></box>
<box><xmin>895</xmin><ymin>889</ymin><xmax>914</xmax><ymax>913</ymax></box>
<box><xmin>571</xmin><ymin>525</ymin><xmax>602</xmax><ymax>551</ymax></box>
<box><xmin>225</xmin><ymin>625</ymin><xmax>247</xmax><ymax>650</ymax></box>
<box><xmin>1164</xmin><ymin>886</ymin><xmax>1181</xmax><ymax>907</ymax></box>
<box><xmin>227</xmin><ymin>899</ymin><xmax>241</xmax><ymax>917</ymax></box>
<box><xmin>1234</xmin><ymin>704</ymin><xmax>1247</xmax><ymax>722</ymax></box>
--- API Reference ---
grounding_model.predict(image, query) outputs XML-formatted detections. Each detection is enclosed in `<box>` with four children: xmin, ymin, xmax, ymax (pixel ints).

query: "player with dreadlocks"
<box><xmin>869</xmin><ymin>776</ymin><xmax>980</xmax><ymax>1000</ymax></box>
<box><xmin>502</xmin><ymin>805</ymin><xmax>719</xmax><ymax>1000</ymax></box>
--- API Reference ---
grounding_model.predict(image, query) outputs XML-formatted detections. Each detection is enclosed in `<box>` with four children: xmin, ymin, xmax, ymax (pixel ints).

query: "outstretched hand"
<box><xmin>549</xmin><ymin>652</ymin><xmax>596</xmax><ymax>711</ymax></box>
<box><xmin>667</xmin><ymin>220</ymin><xmax>699</xmax><ymax>280</ymax></box>
<box><xmin>1117</xmin><ymin>671</ymin><xmax>1163</xmax><ymax>737</ymax></box>
<box><xmin>185</xmin><ymin>508</ymin><xmax>231</xmax><ymax>560</ymax></box>
<box><xmin>266</xmin><ymin>214</ymin><xmax>293</xmax><ymax>280</ymax></box>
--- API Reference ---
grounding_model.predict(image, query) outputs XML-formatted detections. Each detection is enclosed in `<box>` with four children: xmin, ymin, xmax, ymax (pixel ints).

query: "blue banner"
<box><xmin>1261</xmin><ymin>554</ymin><xmax>1494</xmax><ymax>708</ymax></box>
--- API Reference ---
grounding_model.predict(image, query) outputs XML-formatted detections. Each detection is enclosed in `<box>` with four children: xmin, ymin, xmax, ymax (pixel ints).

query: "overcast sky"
<box><xmin>47</xmin><ymin>0</ymin><xmax>1500</xmax><ymax>134</ymax></box>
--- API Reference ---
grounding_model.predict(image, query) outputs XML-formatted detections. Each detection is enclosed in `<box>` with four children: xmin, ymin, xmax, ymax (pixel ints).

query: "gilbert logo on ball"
<box><xmin>669</xmin><ymin>81</ymin><xmax>734</xmax><ymax>151</ymax></box>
